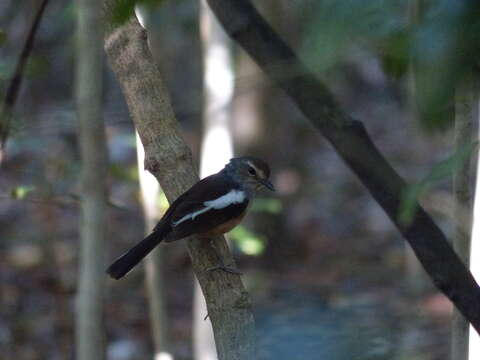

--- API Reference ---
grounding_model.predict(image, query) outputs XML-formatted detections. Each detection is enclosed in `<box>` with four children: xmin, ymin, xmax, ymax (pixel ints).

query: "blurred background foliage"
<box><xmin>1</xmin><ymin>0</ymin><xmax>478</xmax><ymax>359</ymax></box>
<box><xmin>302</xmin><ymin>0</ymin><xmax>480</xmax><ymax>130</ymax></box>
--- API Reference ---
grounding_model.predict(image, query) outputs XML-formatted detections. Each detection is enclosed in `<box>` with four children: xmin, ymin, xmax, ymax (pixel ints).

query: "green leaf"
<box><xmin>398</xmin><ymin>183</ymin><xmax>424</xmax><ymax>225</ymax></box>
<box><xmin>0</xmin><ymin>61</ymin><xmax>13</xmax><ymax>80</ymax></box>
<box><xmin>379</xmin><ymin>29</ymin><xmax>410</xmax><ymax>79</ymax></box>
<box><xmin>301</xmin><ymin>0</ymin><xmax>403</xmax><ymax>72</ymax></box>
<box><xmin>10</xmin><ymin>185</ymin><xmax>35</xmax><ymax>199</ymax></box>
<box><xmin>411</xmin><ymin>1</ymin><xmax>480</xmax><ymax>132</ymax></box>
<box><xmin>25</xmin><ymin>55</ymin><xmax>50</xmax><ymax>77</ymax></box>
<box><xmin>111</xmin><ymin>0</ymin><xmax>137</xmax><ymax>25</ymax></box>
<box><xmin>229</xmin><ymin>225</ymin><xmax>266</xmax><ymax>256</ymax></box>
<box><xmin>110</xmin><ymin>164</ymin><xmax>138</xmax><ymax>181</ymax></box>
<box><xmin>0</xmin><ymin>30</ymin><xmax>7</xmax><ymax>47</ymax></box>
<box><xmin>425</xmin><ymin>141</ymin><xmax>477</xmax><ymax>183</ymax></box>
<box><xmin>398</xmin><ymin>141</ymin><xmax>477</xmax><ymax>224</ymax></box>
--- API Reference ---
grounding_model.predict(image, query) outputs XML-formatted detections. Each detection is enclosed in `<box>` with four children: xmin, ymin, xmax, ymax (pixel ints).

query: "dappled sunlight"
<box><xmin>200</xmin><ymin>126</ymin><xmax>233</xmax><ymax>177</ymax></box>
<box><xmin>136</xmin><ymin>132</ymin><xmax>160</xmax><ymax>216</ymax></box>
<box><xmin>204</xmin><ymin>44</ymin><xmax>234</xmax><ymax>108</ymax></box>
<box><xmin>155</xmin><ymin>351</ymin><xmax>174</xmax><ymax>360</ymax></box>
<box><xmin>194</xmin><ymin>2</ymin><xmax>234</xmax><ymax>360</ymax></box>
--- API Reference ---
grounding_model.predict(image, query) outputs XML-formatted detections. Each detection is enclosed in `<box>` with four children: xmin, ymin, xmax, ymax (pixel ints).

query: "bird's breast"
<box><xmin>200</xmin><ymin>209</ymin><xmax>247</xmax><ymax>236</ymax></box>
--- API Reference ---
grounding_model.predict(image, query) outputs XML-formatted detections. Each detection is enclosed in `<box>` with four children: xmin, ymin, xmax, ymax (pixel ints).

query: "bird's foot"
<box><xmin>207</xmin><ymin>239</ymin><xmax>242</xmax><ymax>275</ymax></box>
<box><xmin>207</xmin><ymin>262</ymin><xmax>243</xmax><ymax>275</ymax></box>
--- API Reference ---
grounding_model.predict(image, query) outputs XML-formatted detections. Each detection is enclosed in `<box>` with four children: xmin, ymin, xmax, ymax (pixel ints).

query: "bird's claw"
<box><xmin>207</xmin><ymin>263</ymin><xmax>243</xmax><ymax>275</ymax></box>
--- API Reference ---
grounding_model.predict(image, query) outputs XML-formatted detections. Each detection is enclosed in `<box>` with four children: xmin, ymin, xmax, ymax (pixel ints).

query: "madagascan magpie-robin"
<box><xmin>106</xmin><ymin>156</ymin><xmax>274</xmax><ymax>279</ymax></box>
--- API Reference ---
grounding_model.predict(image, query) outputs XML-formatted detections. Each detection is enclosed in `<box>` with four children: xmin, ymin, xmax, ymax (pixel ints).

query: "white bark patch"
<box><xmin>172</xmin><ymin>190</ymin><xmax>246</xmax><ymax>227</ymax></box>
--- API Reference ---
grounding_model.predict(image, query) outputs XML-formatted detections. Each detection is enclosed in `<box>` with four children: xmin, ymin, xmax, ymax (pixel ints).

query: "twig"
<box><xmin>0</xmin><ymin>192</ymin><xmax>133</xmax><ymax>212</ymax></box>
<box><xmin>0</xmin><ymin>0</ymin><xmax>49</xmax><ymax>151</ymax></box>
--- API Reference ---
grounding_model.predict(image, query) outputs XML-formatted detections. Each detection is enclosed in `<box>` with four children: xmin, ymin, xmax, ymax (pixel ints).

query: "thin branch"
<box><xmin>206</xmin><ymin>0</ymin><xmax>480</xmax><ymax>334</ymax></box>
<box><xmin>0</xmin><ymin>0</ymin><xmax>49</xmax><ymax>150</ymax></box>
<box><xmin>0</xmin><ymin>192</ymin><xmax>132</xmax><ymax>212</ymax></box>
<box><xmin>75</xmin><ymin>0</ymin><xmax>107</xmax><ymax>358</ymax></box>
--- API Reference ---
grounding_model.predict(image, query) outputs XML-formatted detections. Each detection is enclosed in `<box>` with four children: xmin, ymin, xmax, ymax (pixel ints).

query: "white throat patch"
<box><xmin>172</xmin><ymin>190</ymin><xmax>246</xmax><ymax>227</ymax></box>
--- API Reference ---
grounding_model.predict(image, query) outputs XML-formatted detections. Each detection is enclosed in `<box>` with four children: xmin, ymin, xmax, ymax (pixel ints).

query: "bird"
<box><xmin>106</xmin><ymin>156</ymin><xmax>274</xmax><ymax>279</ymax></box>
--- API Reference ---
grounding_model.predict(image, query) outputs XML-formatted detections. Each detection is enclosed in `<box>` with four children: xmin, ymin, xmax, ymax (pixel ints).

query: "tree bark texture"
<box><xmin>206</xmin><ymin>0</ymin><xmax>480</xmax><ymax>333</ymax></box>
<box><xmin>75</xmin><ymin>0</ymin><xmax>108</xmax><ymax>359</ymax></box>
<box><xmin>103</xmin><ymin>5</ymin><xmax>256</xmax><ymax>359</ymax></box>
<box><xmin>451</xmin><ymin>70</ymin><xmax>477</xmax><ymax>360</ymax></box>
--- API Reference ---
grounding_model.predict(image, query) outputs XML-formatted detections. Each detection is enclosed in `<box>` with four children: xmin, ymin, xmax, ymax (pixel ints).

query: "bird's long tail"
<box><xmin>106</xmin><ymin>229</ymin><xmax>166</xmax><ymax>280</ymax></box>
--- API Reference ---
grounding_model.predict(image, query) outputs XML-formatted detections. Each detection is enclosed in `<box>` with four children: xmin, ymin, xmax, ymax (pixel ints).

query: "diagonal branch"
<box><xmin>206</xmin><ymin>0</ymin><xmax>480</xmax><ymax>333</ymax></box>
<box><xmin>0</xmin><ymin>0</ymin><xmax>49</xmax><ymax>150</ymax></box>
<box><xmin>102</xmin><ymin>3</ymin><xmax>256</xmax><ymax>359</ymax></box>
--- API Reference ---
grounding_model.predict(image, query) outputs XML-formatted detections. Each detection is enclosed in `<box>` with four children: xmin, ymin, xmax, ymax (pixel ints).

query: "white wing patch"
<box><xmin>172</xmin><ymin>190</ymin><xmax>246</xmax><ymax>227</ymax></box>
<box><xmin>204</xmin><ymin>190</ymin><xmax>245</xmax><ymax>209</ymax></box>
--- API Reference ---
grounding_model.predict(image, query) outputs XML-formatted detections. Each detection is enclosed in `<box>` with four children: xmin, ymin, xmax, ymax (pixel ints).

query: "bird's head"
<box><xmin>225</xmin><ymin>156</ymin><xmax>274</xmax><ymax>192</ymax></box>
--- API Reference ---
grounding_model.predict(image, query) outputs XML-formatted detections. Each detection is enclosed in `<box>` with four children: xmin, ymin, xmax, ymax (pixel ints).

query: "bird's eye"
<box><xmin>248</xmin><ymin>167</ymin><xmax>256</xmax><ymax>176</ymax></box>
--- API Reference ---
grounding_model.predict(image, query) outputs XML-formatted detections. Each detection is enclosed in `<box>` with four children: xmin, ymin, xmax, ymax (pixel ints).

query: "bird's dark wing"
<box><xmin>167</xmin><ymin>199</ymin><xmax>248</xmax><ymax>240</ymax></box>
<box><xmin>157</xmin><ymin>172</ymin><xmax>249</xmax><ymax>241</ymax></box>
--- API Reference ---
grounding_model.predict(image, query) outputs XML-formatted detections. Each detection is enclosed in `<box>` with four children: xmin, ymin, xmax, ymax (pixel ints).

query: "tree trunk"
<box><xmin>103</xmin><ymin>4</ymin><xmax>256</xmax><ymax>359</ymax></box>
<box><xmin>75</xmin><ymin>0</ymin><xmax>108</xmax><ymax>359</ymax></box>
<box><xmin>206</xmin><ymin>0</ymin><xmax>480</xmax><ymax>333</ymax></box>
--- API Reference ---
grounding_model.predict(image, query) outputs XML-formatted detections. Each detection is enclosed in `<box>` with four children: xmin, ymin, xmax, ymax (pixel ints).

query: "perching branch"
<box><xmin>206</xmin><ymin>0</ymin><xmax>480</xmax><ymax>334</ymax></box>
<box><xmin>102</xmin><ymin>3</ymin><xmax>256</xmax><ymax>359</ymax></box>
<box><xmin>0</xmin><ymin>0</ymin><xmax>49</xmax><ymax>151</ymax></box>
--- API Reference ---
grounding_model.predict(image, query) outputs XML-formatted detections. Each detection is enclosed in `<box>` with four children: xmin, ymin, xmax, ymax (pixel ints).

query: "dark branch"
<box><xmin>207</xmin><ymin>0</ymin><xmax>480</xmax><ymax>333</ymax></box>
<box><xmin>0</xmin><ymin>0</ymin><xmax>49</xmax><ymax>150</ymax></box>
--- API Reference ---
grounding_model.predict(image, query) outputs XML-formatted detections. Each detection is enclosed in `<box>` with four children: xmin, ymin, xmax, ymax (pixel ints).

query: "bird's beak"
<box><xmin>259</xmin><ymin>178</ymin><xmax>275</xmax><ymax>191</ymax></box>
